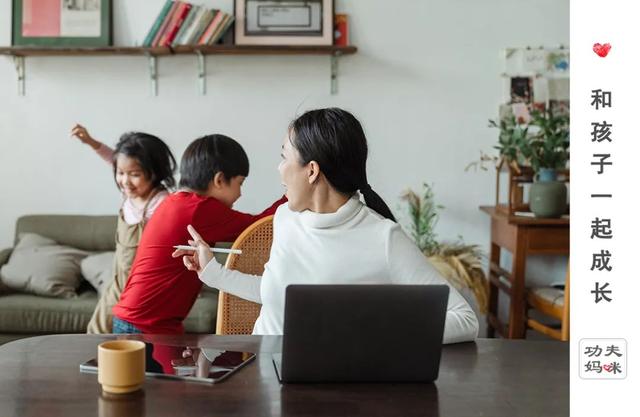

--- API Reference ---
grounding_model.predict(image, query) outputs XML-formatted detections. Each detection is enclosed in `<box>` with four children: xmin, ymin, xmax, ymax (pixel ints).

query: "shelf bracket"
<box><xmin>196</xmin><ymin>51</ymin><xmax>206</xmax><ymax>95</ymax></box>
<box><xmin>13</xmin><ymin>56</ymin><xmax>25</xmax><ymax>96</ymax></box>
<box><xmin>147</xmin><ymin>54</ymin><xmax>158</xmax><ymax>96</ymax></box>
<box><xmin>330</xmin><ymin>53</ymin><xmax>340</xmax><ymax>95</ymax></box>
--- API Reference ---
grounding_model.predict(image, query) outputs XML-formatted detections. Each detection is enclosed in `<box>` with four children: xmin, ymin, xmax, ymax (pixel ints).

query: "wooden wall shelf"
<box><xmin>0</xmin><ymin>45</ymin><xmax>357</xmax><ymax>57</ymax></box>
<box><xmin>0</xmin><ymin>45</ymin><xmax>358</xmax><ymax>95</ymax></box>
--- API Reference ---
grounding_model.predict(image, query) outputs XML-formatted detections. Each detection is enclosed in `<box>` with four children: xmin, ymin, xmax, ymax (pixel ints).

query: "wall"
<box><xmin>0</xmin><ymin>0</ymin><xmax>569</xmax><ymax>288</ymax></box>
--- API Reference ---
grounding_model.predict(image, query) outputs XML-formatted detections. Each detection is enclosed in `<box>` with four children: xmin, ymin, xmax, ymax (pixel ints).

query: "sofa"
<box><xmin>0</xmin><ymin>215</ymin><xmax>223</xmax><ymax>345</ymax></box>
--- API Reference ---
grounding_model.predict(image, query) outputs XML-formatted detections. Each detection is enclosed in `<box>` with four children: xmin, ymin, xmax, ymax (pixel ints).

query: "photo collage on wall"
<box><xmin>502</xmin><ymin>47</ymin><xmax>570</xmax><ymax>123</ymax></box>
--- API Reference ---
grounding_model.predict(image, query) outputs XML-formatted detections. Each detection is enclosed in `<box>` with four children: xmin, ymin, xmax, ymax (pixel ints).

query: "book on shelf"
<box><xmin>159</xmin><ymin>2</ymin><xmax>193</xmax><ymax>47</ymax></box>
<box><xmin>144</xmin><ymin>1</ymin><xmax>236</xmax><ymax>48</ymax></box>
<box><xmin>197</xmin><ymin>10</ymin><xmax>221</xmax><ymax>45</ymax></box>
<box><xmin>188</xmin><ymin>9</ymin><xmax>216</xmax><ymax>45</ymax></box>
<box><xmin>151</xmin><ymin>1</ymin><xmax>180</xmax><ymax>47</ymax></box>
<box><xmin>177</xmin><ymin>6</ymin><xmax>207</xmax><ymax>45</ymax></box>
<box><xmin>143</xmin><ymin>0</ymin><xmax>174</xmax><ymax>47</ymax></box>
<box><xmin>171</xmin><ymin>5</ymin><xmax>200</xmax><ymax>46</ymax></box>
<box><xmin>198</xmin><ymin>10</ymin><xmax>225</xmax><ymax>45</ymax></box>
<box><xmin>209</xmin><ymin>14</ymin><xmax>235</xmax><ymax>45</ymax></box>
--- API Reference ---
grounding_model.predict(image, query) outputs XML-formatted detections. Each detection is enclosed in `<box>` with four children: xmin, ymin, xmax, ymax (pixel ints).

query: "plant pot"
<box><xmin>529</xmin><ymin>168</ymin><xmax>567</xmax><ymax>218</ymax></box>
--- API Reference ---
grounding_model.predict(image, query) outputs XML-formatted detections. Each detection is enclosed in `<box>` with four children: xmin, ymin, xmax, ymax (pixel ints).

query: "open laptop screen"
<box><xmin>276</xmin><ymin>284</ymin><xmax>450</xmax><ymax>383</ymax></box>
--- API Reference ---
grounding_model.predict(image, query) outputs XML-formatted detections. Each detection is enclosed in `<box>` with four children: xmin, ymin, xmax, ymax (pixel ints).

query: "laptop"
<box><xmin>272</xmin><ymin>284</ymin><xmax>450</xmax><ymax>383</ymax></box>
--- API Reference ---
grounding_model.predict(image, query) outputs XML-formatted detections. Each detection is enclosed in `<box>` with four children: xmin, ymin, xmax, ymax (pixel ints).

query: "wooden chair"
<box><xmin>525</xmin><ymin>261</ymin><xmax>570</xmax><ymax>341</ymax></box>
<box><xmin>215</xmin><ymin>215</ymin><xmax>274</xmax><ymax>335</ymax></box>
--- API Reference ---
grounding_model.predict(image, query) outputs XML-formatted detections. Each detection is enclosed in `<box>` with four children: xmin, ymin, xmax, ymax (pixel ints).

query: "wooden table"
<box><xmin>0</xmin><ymin>334</ymin><xmax>567</xmax><ymax>417</ymax></box>
<box><xmin>480</xmin><ymin>206</ymin><xmax>570</xmax><ymax>339</ymax></box>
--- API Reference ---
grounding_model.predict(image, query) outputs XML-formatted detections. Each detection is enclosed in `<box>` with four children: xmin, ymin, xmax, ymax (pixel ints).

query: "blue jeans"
<box><xmin>112</xmin><ymin>317</ymin><xmax>143</xmax><ymax>334</ymax></box>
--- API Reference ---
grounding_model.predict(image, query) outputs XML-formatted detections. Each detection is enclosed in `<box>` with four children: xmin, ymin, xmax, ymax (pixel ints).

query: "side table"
<box><xmin>480</xmin><ymin>206</ymin><xmax>569</xmax><ymax>338</ymax></box>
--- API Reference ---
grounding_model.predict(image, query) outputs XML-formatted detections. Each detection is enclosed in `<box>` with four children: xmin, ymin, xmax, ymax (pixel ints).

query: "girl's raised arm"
<box><xmin>70</xmin><ymin>124</ymin><xmax>114</xmax><ymax>164</ymax></box>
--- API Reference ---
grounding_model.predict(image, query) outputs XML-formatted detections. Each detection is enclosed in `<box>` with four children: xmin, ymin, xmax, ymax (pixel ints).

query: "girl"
<box><xmin>174</xmin><ymin>108</ymin><xmax>479</xmax><ymax>344</ymax></box>
<box><xmin>111</xmin><ymin>134</ymin><xmax>287</xmax><ymax>334</ymax></box>
<box><xmin>71</xmin><ymin>124</ymin><xmax>177</xmax><ymax>333</ymax></box>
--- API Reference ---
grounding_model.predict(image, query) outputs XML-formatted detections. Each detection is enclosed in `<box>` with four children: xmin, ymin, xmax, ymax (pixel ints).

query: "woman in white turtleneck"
<box><xmin>173</xmin><ymin>108</ymin><xmax>479</xmax><ymax>344</ymax></box>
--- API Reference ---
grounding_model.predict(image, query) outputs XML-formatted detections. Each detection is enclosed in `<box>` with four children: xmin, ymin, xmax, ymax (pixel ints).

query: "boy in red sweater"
<box><xmin>112</xmin><ymin>134</ymin><xmax>286</xmax><ymax>334</ymax></box>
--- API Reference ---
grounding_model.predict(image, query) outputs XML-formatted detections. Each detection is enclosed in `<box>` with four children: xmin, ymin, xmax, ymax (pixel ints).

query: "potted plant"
<box><xmin>399</xmin><ymin>183</ymin><xmax>488</xmax><ymax>313</ymax></box>
<box><xmin>490</xmin><ymin>114</ymin><xmax>531</xmax><ymax>172</ymax></box>
<box><xmin>526</xmin><ymin>109</ymin><xmax>570</xmax><ymax>218</ymax></box>
<box><xmin>468</xmin><ymin>107</ymin><xmax>570</xmax><ymax>218</ymax></box>
<box><xmin>467</xmin><ymin>115</ymin><xmax>530</xmax><ymax>173</ymax></box>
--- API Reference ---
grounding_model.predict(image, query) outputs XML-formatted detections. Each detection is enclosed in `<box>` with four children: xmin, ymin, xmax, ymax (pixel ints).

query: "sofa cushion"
<box><xmin>0</xmin><ymin>290</ymin><xmax>98</xmax><ymax>333</ymax></box>
<box><xmin>81</xmin><ymin>252</ymin><xmax>115</xmax><ymax>295</ymax></box>
<box><xmin>15</xmin><ymin>215</ymin><xmax>117</xmax><ymax>252</ymax></box>
<box><xmin>0</xmin><ymin>233</ymin><xmax>89</xmax><ymax>298</ymax></box>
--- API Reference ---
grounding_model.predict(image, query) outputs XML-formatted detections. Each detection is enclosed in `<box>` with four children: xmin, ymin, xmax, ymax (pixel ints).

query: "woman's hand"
<box><xmin>71</xmin><ymin>123</ymin><xmax>100</xmax><ymax>149</ymax></box>
<box><xmin>172</xmin><ymin>225</ymin><xmax>214</xmax><ymax>276</ymax></box>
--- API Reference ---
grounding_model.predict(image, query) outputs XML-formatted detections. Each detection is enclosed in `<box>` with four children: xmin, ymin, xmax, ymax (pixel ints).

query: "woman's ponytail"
<box><xmin>360</xmin><ymin>184</ymin><xmax>396</xmax><ymax>222</ymax></box>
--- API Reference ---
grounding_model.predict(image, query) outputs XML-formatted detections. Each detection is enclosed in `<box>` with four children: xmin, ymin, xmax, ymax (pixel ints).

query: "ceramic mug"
<box><xmin>98</xmin><ymin>340</ymin><xmax>146</xmax><ymax>394</ymax></box>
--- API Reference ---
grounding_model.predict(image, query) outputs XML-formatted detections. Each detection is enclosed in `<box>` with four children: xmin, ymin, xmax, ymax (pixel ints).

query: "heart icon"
<box><xmin>603</xmin><ymin>364</ymin><xmax>613</xmax><ymax>372</ymax></box>
<box><xmin>593</xmin><ymin>43</ymin><xmax>611</xmax><ymax>58</ymax></box>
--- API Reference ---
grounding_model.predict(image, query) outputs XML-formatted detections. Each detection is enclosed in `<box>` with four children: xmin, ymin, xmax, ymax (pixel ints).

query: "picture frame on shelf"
<box><xmin>12</xmin><ymin>0</ymin><xmax>112</xmax><ymax>47</ymax></box>
<box><xmin>234</xmin><ymin>0</ymin><xmax>333</xmax><ymax>46</ymax></box>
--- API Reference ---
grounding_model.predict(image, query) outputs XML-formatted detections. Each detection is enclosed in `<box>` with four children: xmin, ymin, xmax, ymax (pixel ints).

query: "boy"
<box><xmin>112</xmin><ymin>134</ymin><xmax>286</xmax><ymax>334</ymax></box>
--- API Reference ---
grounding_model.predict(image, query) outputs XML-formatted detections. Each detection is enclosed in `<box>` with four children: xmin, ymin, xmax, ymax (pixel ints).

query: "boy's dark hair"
<box><xmin>179</xmin><ymin>134</ymin><xmax>250</xmax><ymax>192</ymax></box>
<box><xmin>290</xmin><ymin>108</ymin><xmax>396</xmax><ymax>222</ymax></box>
<box><xmin>113</xmin><ymin>132</ymin><xmax>177</xmax><ymax>190</ymax></box>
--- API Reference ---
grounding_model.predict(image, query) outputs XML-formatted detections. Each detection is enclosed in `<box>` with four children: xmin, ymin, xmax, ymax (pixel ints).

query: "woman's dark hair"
<box><xmin>179</xmin><ymin>134</ymin><xmax>249</xmax><ymax>192</ymax></box>
<box><xmin>113</xmin><ymin>132</ymin><xmax>177</xmax><ymax>190</ymax></box>
<box><xmin>289</xmin><ymin>108</ymin><xmax>396</xmax><ymax>222</ymax></box>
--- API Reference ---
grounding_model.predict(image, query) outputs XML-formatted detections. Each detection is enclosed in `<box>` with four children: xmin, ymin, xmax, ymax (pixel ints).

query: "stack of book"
<box><xmin>143</xmin><ymin>1</ymin><xmax>235</xmax><ymax>47</ymax></box>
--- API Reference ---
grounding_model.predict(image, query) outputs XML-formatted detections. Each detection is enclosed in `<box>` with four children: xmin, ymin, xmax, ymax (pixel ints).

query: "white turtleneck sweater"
<box><xmin>199</xmin><ymin>196</ymin><xmax>479</xmax><ymax>344</ymax></box>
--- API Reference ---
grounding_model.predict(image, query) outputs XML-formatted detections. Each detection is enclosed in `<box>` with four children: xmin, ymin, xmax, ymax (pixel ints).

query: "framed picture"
<box><xmin>235</xmin><ymin>0</ymin><xmax>333</xmax><ymax>46</ymax></box>
<box><xmin>12</xmin><ymin>0</ymin><xmax>112</xmax><ymax>47</ymax></box>
<box><xmin>510</xmin><ymin>77</ymin><xmax>533</xmax><ymax>104</ymax></box>
<box><xmin>549</xmin><ymin>100</ymin><xmax>570</xmax><ymax>117</ymax></box>
<box><xmin>547</xmin><ymin>50</ymin><xmax>569</xmax><ymax>73</ymax></box>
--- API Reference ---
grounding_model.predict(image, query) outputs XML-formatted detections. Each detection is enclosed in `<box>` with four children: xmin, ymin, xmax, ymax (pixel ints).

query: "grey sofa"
<box><xmin>0</xmin><ymin>215</ymin><xmax>222</xmax><ymax>345</ymax></box>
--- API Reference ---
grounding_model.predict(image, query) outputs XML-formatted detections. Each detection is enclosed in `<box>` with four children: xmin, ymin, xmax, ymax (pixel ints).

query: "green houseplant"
<box><xmin>489</xmin><ymin>114</ymin><xmax>531</xmax><ymax>171</ymax></box>
<box><xmin>527</xmin><ymin>109</ymin><xmax>570</xmax><ymax>174</ymax></box>
<box><xmin>468</xmin><ymin>107</ymin><xmax>570</xmax><ymax>217</ymax></box>
<box><xmin>467</xmin><ymin>115</ymin><xmax>530</xmax><ymax>172</ymax></box>
<box><xmin>526</xmin><ymin>109</ymin><xmax>570</xmax><ymax>217</ymax></box>
<box><xmin>400</xmin><ymin>183</ymin><xmax>488</xmax><ymax>313</ymax></box>
<box><xmin>470</xmin><ymin>108</ymin><xmax>569</xmax><ymax>173</ymax></box>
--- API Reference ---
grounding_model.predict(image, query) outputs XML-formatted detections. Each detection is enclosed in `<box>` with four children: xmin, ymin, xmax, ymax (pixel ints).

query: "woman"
<box><xmin>174</xmin><ymin>108</ymin><xmax>478</xmax><ymax>344</ymax></box>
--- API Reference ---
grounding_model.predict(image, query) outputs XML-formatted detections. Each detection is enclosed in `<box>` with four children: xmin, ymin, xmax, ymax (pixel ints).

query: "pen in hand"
<box><xmin>173</xmin><ymin>245</ymin><xmax>242</xmax><ymax>255</ymax></box>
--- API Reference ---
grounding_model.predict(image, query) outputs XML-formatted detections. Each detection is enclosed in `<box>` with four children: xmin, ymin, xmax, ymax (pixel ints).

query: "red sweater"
<box><xmin>112</xmin><ymin>192</ymin><xmax>286</xmax><ymax>334</ymax></box>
